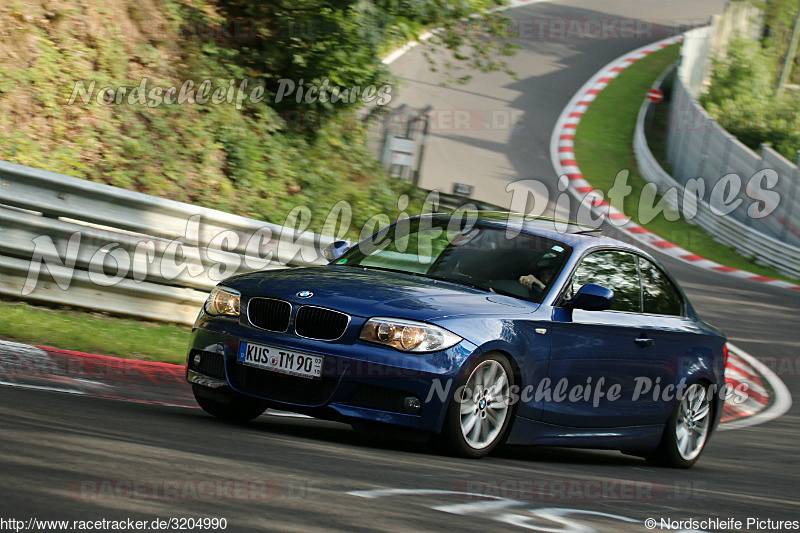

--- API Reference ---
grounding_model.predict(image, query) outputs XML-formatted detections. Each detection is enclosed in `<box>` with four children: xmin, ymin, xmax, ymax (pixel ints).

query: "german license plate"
<box><xmin>238</xmin><ymin>341</ymin><xmax>323</xmax><ymax>380</ymax></box>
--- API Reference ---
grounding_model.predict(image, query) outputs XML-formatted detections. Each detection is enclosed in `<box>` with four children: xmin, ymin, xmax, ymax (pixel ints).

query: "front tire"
<box><xmin>647</xmin><ymin>381</ymin><xmax>713</xmax><ymax>468</ymax></box>
<box><xmin>192</xmin><ymin>385</ymin><xmax>269</xmax><ymax>423</ymax></box>
<box><xmin>443</xmin><ymin>353</ymin><xmax>516</xmax><ymax>458</ymax></box>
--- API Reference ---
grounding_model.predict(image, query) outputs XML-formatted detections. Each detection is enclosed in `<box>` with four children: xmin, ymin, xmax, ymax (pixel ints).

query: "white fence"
<box><xmin>0</xmin><ymin>160</ymin><xmax>334</xmax><ymax>325</ymax></box>
<box><xmin>635</xmin><ymin>71</ymin><xmax>800</xmax><ymax>278</ymax></box>
<box><xmin>678</xmin><ymin>2</ymin><xmax>762</xmax><ymax>96</ymax></box>
<box><xmin>663</xmin><ymin>10</ymin><xmax>800</xmax><ymax>250</ymax></box>
<box><xmin>666</xmin><ymin>69</ymin><xmax>800</xmax><ymax>249</ymax></box>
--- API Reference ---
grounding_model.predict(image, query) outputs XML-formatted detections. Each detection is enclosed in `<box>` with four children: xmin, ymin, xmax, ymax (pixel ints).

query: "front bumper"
<box><xmin>186</xmin><ymin>317</ymin><xmax>480</xmax><ymax>434</ymax></box>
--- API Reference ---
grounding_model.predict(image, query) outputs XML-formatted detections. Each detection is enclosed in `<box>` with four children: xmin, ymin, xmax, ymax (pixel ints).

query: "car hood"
<box><xmin>222</xmin><ymin>265</ymin><xmax>536</xmax><ymax>321</ymax></box>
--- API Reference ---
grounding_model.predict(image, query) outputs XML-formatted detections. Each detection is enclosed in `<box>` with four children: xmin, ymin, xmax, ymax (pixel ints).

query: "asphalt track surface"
<box><xmin>2</xmin><ymin>1</ymin><xmax>799</xmax><ymax>532</ymax></box>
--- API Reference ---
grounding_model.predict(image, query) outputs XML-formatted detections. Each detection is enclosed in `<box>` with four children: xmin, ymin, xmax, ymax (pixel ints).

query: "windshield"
<box><xmin>336</xmin><ymin>218</ymin><xmax>572</xmax><ymax>303</ymax></box>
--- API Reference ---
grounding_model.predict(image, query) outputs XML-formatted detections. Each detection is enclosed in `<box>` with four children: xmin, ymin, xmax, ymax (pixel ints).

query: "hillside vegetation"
<box><xmin>0</xmin><ymin>0</ymin><xmax>509</xmax><ymax>234</ymax></box>
<box><xmin>701</xmin><ymin>0</ymin><xmax>800</xmax><ymax>161</ymax></box>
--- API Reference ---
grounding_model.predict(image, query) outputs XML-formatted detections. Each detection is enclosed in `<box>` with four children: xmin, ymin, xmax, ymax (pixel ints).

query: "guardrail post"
<box><xmin>674</xmin><ymin>89</ymin><xmax>693</xmax><ymax>184</ymax></box>
<box><xmin>719</xmin><ymin>134</ymin><xmax>733</xmax><ymax>179</ymax></box>
<box><xmin>780</xmin><ymin>150</ymin><xmax>800</xmax><ymax>242</ymax></box>
<box><xmin>412</xmin><ymin>107</ymin><xmax>432</xmax><ymax>188</ymax></box>
<box><xmin>696</xmin><ymin>119</ymin><xmax>713</xmax><ymax>178</ymax></box>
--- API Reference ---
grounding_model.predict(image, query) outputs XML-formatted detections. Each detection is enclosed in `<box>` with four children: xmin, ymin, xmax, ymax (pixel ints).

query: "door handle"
<box><xmin>634</xmin><ymin>336</ymin><xmax>655</xmax><ymax>348</ymax></box>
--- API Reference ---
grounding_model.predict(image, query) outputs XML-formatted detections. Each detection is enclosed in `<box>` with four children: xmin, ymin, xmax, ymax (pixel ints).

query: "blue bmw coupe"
<box><xmin>187</xmin><ymin>213</ymin><xmax>726</xmax><ymax>468</ymax></box>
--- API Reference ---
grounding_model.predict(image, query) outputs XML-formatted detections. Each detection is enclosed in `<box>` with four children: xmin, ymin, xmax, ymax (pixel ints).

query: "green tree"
<box><xmin>208</xmin><ymin>0</ymin><xmax>517</xmax><ymax>113</ymax></box>
<box><xmin>701</xmin><ymin>38</ymin><xmax>799</xmax><ymax>159</ymax></box>
<box><xmin>751</xmin><ymin>0</ymin><xmax>800</xmax><ymax>84</ymax></box>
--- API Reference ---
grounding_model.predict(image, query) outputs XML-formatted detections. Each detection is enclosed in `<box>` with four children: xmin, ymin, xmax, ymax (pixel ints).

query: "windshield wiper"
<box><xmin>424</xmin><ymin>274</ymin><xmax>535</xmax><ymax>300</ymax></box>
<box><xmin>352</xmin><ymin>264</ymin><xmax>424</xmax><ymax>277</ymax></box>
<box><xmin>423</xmin><ymin>274</ymin><xmax>494</xmax><ymax>293</ymax></box>
<box><xmin>348</xmin><ymin>266</ymin><xmax>529</xmax><ymax>300</ymax></box>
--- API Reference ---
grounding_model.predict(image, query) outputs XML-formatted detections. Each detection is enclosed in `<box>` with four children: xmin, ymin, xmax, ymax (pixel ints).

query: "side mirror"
<box><xmin>567</xmin><ymin>283</ymin><xmax>614</xmax><ymax>311</ymax></box>
<box><xmin>323</xmin><ymin>240</ymin><xmax>350</xmax><ymax>262</ymax></box>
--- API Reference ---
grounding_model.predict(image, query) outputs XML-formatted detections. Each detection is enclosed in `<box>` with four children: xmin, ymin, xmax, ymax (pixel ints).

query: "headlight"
<box><xmin>359</xmin><ymin>317</ymin><xmax>461</xmax><ymax>352</ymax></box>
<box><xmin>205</xmin><ymin>286</ymin><xmax>240</xmax><ymax>317</ymax></box>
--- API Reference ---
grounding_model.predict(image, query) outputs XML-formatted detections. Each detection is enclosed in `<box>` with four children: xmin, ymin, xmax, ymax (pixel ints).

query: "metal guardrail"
<box><xmin>634</xmin><ymin>76</ymin><xmax>800</xmax><ymax>279</ymax></box>
<box><xmin>0</xmin><ymin>160</ymin><xmax>334</xmax><ymax>325</ymax></box>
<box><xmin>666</xmin><ymin>23</ymin><xmax>800</xmax><ymax>248</ymax></box>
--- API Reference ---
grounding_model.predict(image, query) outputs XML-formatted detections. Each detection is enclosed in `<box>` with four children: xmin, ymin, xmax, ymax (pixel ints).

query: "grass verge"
<box><xmin>574</xmin><ymin>43</ymin><xmax>799</xmax><ymax>284</ymax></box>
<box><xmin>0</xmin><ymin>298</ymin><xmax>190</xmax><ymax>365</ymax></box>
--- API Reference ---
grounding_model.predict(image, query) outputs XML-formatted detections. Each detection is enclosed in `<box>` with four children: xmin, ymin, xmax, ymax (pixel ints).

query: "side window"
<box><xmin>639</xmin><ymin>257</ymin><xmax>684</xmax><ymax>316</ymax></box>
<box><xmin>569</xmin><ymin>250</ymin><xmax>642</xmax><ymax>313</ymax></box>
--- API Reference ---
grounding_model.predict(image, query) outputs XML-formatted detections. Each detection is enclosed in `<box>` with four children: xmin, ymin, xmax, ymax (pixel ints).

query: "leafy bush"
<box><xmin>0</xmin><ymin>0</ymin><xmax>516</xmax><ymax>239</ymax></box>
<box><xmin>701</xmin><ymin>38</ymin><xmax>800</xmax><ymax>160</ymax></box>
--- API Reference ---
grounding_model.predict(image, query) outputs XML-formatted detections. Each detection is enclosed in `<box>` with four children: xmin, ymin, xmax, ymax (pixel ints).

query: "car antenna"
<box><xmin>571</xmin><ymin>228</ymin><xmax>603</xmax><ymax>235</ymax></box>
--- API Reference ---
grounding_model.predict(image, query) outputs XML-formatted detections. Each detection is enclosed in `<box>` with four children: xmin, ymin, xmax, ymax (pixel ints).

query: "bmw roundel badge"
<box><xmin>297</xmin><ymin>291</ymin><xmax>313</xmax><ymax>298</ymax></box>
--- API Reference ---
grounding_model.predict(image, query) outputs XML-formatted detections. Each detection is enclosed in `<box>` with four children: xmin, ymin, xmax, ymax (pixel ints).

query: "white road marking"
<box><xmin>725</xmin><ymin>400</ymin><xmax>765</xmax><ymax>417</ymax></box>
<box><xmin>0</xmin><ymin>380</ymin><xmax>84</xmax><ymax>395</ymax></box>
<box><xmin>433</xmin><ymin>499</ymin><xmax>524</xmax><ymax>515</ymax></box>
<box><xmin>265</xmin><ymin>409</ymin><xmax>312</xmax><ymax>419</ymax></box>
<box><xmin>348</xmin><ymin>488</ymin><xmax>504</xmax><ymax>500</ymax></box>
<box><xmin>349</xmin><ymin>488</ymin><xmax>666</xmax><ymax>533</ymax></box>
<box><xmin>498</xmin><ymin>508</ymin><xmax>639</xmax><ymax>533</ymax></box>
<box><xmin>719</xmin><ymin>343</ymin><xmax>792</xmax><ymax>430</ymax></box>
<box><xmin>726</xmin><ymin>355</ymin><xmax>755</xmax><ymax>376</ymax></box>
<box><xmin>724</xmin><ymin>368</ymin><xmax>768</xmax><ymax>397</ymax></box>
<box><xmin>381</xmin><ymin>0</ymin><xmax>545</xmax><ymax>65</ymax></box>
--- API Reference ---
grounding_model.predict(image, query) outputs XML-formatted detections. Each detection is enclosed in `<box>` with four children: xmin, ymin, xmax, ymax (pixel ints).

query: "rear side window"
<box><xmin>569</xmin><ymin>250</ymin><xmax>641</xmax><ymax>313</ymax></box>
<box><xmin>639</xmin><ymin>257</ymin><xmax>684</xmax><ymax>316</ymax></box>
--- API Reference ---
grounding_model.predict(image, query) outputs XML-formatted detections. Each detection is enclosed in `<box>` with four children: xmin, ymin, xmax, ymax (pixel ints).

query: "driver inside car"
<box><xmin>519</xmin><ymin>261</ymin><xmax>557</xmax><ymax>293</ymax></box>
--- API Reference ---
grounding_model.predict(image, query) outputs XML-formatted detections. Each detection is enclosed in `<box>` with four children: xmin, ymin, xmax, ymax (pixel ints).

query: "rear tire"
<box><xmin>192</xmin><ymin>385</ymin><xmax>269</xmax><ymax>423</ymax></box>
<box><xmin>442</xmin><ymin>353</ymin><xmax>516</xmax><ymax>458</ymax></box>
<box><xmin>646</xmin><ymin>381</ymin><xmax>713</xmax><ymax>468</ymax></box>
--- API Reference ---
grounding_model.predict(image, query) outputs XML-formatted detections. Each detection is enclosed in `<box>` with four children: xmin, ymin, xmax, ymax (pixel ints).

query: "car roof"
<box><xmin>399</xmin><ymin>212</ymin><xmax>693</xmax><ymax>316</ymax></box>
<box><xmin>419</xmin><ymin>211</ymin><xmax>644</xmax><ymax>255</ymax></box>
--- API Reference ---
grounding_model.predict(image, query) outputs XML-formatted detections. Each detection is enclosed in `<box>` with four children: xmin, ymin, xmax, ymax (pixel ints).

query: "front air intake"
<box><xmin>294</xmin><ymin>306</ymin><xmax>350</xmax><ymax>341</ymax></box>
<box><xmin>247</xmin><ymin>298</ymin><xmax>291</xmax><ymax>332</ymax></box>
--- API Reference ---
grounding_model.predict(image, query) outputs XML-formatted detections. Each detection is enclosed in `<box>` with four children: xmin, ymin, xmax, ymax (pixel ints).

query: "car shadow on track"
<box><xmin>185</xmin><ymin>409</ymin><xmax>645</xmax><ymax>467</ymax></box>
<box><xmin>495</xmin><ymin>445</ymin><xmax>644</xmax><ymax>466</ymax></box>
